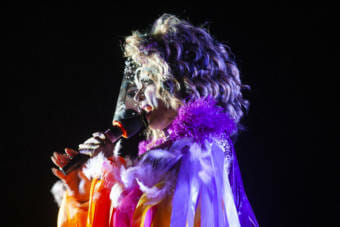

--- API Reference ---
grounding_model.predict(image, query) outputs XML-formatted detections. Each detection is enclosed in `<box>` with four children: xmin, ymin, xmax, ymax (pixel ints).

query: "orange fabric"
<box><xmin>57</xmin><ymin>178</ymin><xmax>111</xmax><ymax>227</ymax></box>
<box><xmin>87</xmin><ymin>178</ymin><xmax>111</xmax><ymax>227</ymax></box>
<box><xmin>57</xmin><ymin>156</ymin><xmax>127</xmax><ymax>227</ymax></box>
<box><xmin>57</xmin><ymin>191</ymin><xmax>89</xmax><ymax>227</ymax></box>
<box><xmin>150</xmin><ymin>195</ymin><xmax>173</xmax><ymax>227</ymax></box>
<box><xmin>57</xmin><ymin>178</ymin><xmax>201</xmax><ymax>227</ymax></box>
<box><xmin>57</xmin><ymin>156</ymin><xmax>208</xmax><ymax>227</ymax></box>
<box><xmin>131</xmin><ymin>193</ymin><xmax>152</xmax><ymax>227</ymax></box>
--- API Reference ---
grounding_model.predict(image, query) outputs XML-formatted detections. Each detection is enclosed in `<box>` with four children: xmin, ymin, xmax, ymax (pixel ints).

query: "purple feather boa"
<box><xmin>167</xmin><ymin>96</ymin><xmax>236</xmax><ymax>141</ymax></box>
<box><xmin>138</xmin><ymin>96</ymin><xmax>236</xmax><ymax>155</ymax></box>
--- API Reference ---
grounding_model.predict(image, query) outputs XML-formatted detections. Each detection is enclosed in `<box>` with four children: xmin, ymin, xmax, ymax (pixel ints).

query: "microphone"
<box><xmin>60</xmin><ymin>109</ymin><xmax>145</xmax><ymax>175</ymax></box>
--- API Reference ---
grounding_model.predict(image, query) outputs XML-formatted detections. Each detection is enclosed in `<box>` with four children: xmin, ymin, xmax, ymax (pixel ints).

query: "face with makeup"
<box><xmin>127</xmin><ymin>72</ymin><xmax>178</xmax><ymax>131</ymax></box>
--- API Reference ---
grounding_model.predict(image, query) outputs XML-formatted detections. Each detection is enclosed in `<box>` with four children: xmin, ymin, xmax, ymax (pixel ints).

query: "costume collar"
<box><xmin>138</xmin><ymin>96</ymin><xmax>236</xmax><ymax>155</ymax></box>
<box><xmin>167</xmin><ymin>96</ymin><xmax>236</xmax><ymax>142</ymax></box>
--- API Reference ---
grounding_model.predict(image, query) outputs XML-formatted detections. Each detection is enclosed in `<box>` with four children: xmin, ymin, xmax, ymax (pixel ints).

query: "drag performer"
<box><xmin>51</xmin><ymin>14</ymin><xmax>259</xmax><ymax>226</ymax></box>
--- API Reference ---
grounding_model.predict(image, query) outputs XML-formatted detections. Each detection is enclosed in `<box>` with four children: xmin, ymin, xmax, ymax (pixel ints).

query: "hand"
<box><xmin>51</xmin><ymin>148</ymin><xmax>91</xmax><ymax>203</ymax></box>
<box><xmin>78</xmin><ymin>131</ymin><xmax>116</xmax><ymax>158</ymax></box>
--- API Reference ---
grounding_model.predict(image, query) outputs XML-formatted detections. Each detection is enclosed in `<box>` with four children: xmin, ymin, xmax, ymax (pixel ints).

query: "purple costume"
<box><xmin>130</xmin><ymin>96</ymin><xmax>258</xmax><ymax>226</ymax></box>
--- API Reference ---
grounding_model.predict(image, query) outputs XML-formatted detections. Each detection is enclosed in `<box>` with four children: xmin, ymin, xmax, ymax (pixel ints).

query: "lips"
<box><xmin>141</xmin><ymin>105</ymin><xmax>153</xmax><ymax>123</ymax></box>
<box><xmin>142</xmin><ymin>105</ymin><xmax>153</xmax><ymax>113</ymax></box>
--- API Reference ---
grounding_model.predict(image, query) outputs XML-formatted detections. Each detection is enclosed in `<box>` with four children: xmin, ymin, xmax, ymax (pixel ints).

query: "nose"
<box><xmin>134</xmin><ymin>88</ymin><xmax>145</xmax><ymax>102</ymax></box>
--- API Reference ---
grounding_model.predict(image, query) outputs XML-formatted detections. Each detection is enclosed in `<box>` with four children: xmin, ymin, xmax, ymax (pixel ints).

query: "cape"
<box><xmin>54</xmin><ymin>97</ymin><xmax>259</xmax><ymax>227</ymax></box>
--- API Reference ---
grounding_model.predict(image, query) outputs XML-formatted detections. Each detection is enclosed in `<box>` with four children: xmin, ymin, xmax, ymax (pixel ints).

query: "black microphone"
<box><xmin>60</xmin><ymin>109</ymin><xmax>145</xmax><ymax>175</ymax></box>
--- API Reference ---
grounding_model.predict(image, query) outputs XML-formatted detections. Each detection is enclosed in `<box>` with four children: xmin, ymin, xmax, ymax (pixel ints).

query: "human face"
<box><xmin>131</xmin><ymin>73</ymin><xmax>177</xmax><ymax>130</ymax></box>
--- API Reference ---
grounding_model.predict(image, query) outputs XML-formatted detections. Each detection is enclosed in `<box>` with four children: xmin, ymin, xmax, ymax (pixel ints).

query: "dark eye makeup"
<box><xmin>126</xmin><ymin>78</ymin><xmax>154</xmax><ymax>99</ymax></box>
<box><xmin>141</xmin><ymin>78</ymin><xmax>153</xmax><ymax>85</ymax></box>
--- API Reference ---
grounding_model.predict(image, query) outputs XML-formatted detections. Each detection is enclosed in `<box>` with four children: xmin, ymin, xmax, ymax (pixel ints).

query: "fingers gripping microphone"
<box><xmin>61</xmin><ymin>109</ymin><xmax>145</xmax><ymax>175</ymax></box>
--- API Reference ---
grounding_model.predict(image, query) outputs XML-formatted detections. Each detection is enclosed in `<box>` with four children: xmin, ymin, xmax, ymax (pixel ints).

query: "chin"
<box><xmin>148</xmin><ymin>123</ymin><xmax>161</xmax><ymax>130</ymax></box>
<box><xmin>148</xmin><ymin>120</ymin><xmax>164</xmax><ymax>130</ymax></box>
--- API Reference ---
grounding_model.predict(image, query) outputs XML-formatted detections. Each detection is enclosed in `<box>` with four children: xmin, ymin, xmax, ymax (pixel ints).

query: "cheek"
<box><xmin>147</xmin><ymin>109</ymin><xmax>164</xmax><ymax>129</ymax></box>
<box><xmin>147</xmin><ymin>102</ymin><xmax>173</xmax><ymax>130</ymax></box>
<box><xmin>144</xmin><ymin>86</ymin><xmax>158</xmax><ymax>108</ymax></box>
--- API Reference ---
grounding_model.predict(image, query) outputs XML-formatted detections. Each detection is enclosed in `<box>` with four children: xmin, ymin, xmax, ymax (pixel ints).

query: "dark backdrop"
<box><xmin>4</xmin><ymin>5</ymin><xmax>334</xmax><ymax>227</ymax></box>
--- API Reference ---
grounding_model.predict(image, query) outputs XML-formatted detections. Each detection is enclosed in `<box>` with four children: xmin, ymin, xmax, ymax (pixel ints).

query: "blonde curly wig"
<box><xmin>123</xmin><ymin>14</ymin><xmax>250</xmax><ymax>140</ymax></box>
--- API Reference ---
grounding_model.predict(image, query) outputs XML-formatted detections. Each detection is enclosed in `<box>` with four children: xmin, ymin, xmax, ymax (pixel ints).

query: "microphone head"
<box><xmin>113</xmin><ymin>109</ymin><xmax>145</xmax><ymax>138</ymax></box>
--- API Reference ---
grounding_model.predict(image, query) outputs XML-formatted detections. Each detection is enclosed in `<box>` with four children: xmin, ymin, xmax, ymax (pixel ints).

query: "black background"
<box><xmin>4</xmin><ymin>4</ymin><xmax>335</xmax><ymax>227</ymax></box>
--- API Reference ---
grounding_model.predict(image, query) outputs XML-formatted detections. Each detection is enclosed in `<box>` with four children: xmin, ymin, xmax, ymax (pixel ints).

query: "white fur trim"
<box><xmin>50</xmin><ymin>180</ymin><xmax>66</xmax><ymax>207</ymax></box>
<box><xmin>83</xmin><ymin>153</ymin><xmax>107</xmax><ymax>180</ymax></box>
<box><xmin>110</xmin><ymin>183</ymin><xmax>123</xmax><ymax>208</ymax></box>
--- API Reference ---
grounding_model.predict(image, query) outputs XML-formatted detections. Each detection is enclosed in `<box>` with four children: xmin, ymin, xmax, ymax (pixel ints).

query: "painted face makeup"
<box><xmin>134</xmin><ymin>74</ymin><xmax>158</xmax><ymax>112</ymax></box>
<box><xmin>132</xmin><ymin>72</ymin><xmax>177</xmax><ymax>130</ymax></box>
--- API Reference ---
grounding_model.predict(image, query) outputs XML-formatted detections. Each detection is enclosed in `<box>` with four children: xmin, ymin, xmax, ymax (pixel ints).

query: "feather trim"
<box><xmin>138</xmin><ymin>96</ymin><xmax>236</xmax><ymax>155</ymax></box>
<box><xmin>50</xmin><ymin>180</ymin><xmax>66</xmax><ymax>207</ymax></box>
<box><xmin>168</xmin><ymin>96</ymin><xmax>236</xmax><ymax>143</ymax></box>
<box><xmin>83</xmin><ymin>153</ymin><xmax>108</xmax><ymax>180</ymax></box>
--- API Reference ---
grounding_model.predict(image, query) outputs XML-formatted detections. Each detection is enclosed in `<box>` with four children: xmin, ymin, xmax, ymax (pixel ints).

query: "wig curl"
<box><xmin>123</xmin><ymin>14</ymin><xmax>250</xmax><ymax>139</ymax></box>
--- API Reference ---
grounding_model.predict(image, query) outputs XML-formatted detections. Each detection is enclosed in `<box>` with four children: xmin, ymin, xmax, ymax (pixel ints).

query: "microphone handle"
<box><xmin>60</xmin><ymin>153</ymin><xmax>90</xmax><ymax>175</ymax></box>
<box><xmin>60</xmin><ymin>127</ymin><xmax>123</xmax><ymax>175</ymax></box>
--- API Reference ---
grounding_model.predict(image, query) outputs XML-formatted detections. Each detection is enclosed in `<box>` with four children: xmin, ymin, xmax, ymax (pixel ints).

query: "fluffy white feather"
<box><xmin>50</xmin><ymin>180</ymin><xmax>66</xmax><ymax>207</ymax></box>
<box><xmin>83</xmin><ymin>152</ymin><xmax>107</xmax><ymax>180</ymax></box>
<box><xmin>110</xmin><ymin>183</ymin><xmax>123</xmax><ymax>208</ymax></box>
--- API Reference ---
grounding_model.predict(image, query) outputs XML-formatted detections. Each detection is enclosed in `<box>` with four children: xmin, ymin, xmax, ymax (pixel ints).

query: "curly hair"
<box><xmin>124</xmin><ymin>13</ymin><xmax>250</xmax><ymax>139</ymax></box>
